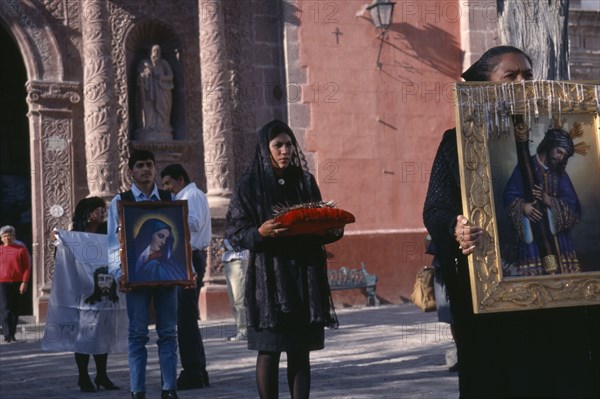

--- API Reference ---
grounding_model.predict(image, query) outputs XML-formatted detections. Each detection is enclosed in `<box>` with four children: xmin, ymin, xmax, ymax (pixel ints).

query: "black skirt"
<box><xmin>247</xmin><ymin>311</ymin><xmax>325</xmax><ymax>352</ymax></box>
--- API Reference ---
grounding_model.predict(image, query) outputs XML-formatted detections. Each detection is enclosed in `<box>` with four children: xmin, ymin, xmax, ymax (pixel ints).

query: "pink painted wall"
<box><xmin>295</xmin><ymin>1</ymin><xmax>463</xmax><ymax>305</ymax></box>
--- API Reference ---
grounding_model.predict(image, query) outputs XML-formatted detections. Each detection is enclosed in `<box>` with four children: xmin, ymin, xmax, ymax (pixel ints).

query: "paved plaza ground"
<box><xmin>0</xmin><ymin>304</ymin><xmax>458</xmax><ymax>399</ymax></box>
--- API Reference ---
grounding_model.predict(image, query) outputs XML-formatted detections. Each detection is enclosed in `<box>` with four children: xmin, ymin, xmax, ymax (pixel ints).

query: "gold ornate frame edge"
<box><xmin>454</xmin><ymin>80</ymin><xmax>600</xmax><ymax>314</ymax></box>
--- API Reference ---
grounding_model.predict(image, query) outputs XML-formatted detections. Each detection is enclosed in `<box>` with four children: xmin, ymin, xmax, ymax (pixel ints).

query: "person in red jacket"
<box><xmin>0</xmin><ymin>225</ymin><xmax>31</xmax><ymax>343</ymax></box>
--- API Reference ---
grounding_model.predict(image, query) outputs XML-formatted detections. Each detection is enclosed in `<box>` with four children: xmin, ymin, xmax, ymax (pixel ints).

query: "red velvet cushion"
<box><xmin>273</xmin><ymin>207</ymin><xmax>355</xmax><ymax>236</ymax></box>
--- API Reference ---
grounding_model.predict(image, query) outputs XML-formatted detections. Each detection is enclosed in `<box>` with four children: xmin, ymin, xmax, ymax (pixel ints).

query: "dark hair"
<box><xmin>262</xmin><ymin>119</ymin><xmax>309</xmax><ymax>173</ymax></box>
<box><xmin>72</xmin><ymin>197</ymin><xmax>106</xmax><ymax>232</ymax></box>
<box><xmin>536</xmin><ymin>128</ymin><xmax>574</xmax><ymax>174</ymax></box>
<box><xmin>267</xmin><ymin>121</ymin><xmax>294</xmax><ymax>142</ymax></box>
<box><xmin>461</xmin><ymin>46</ymin><xmax>533</xmax><ymax>82</ymax></box>
<box><xmin>128</xmin><ymin>150</ymin><xmax>155</xmax><ymax>169</ymax></box>
<box><xmin>84</xmin><ymin>266</ymin><xmax>119</xmax><ymax>305</ymax></box>
<box><xmin>160</xmin><ymin>163</ymin><xmax>190</xmax><ymax>184</ymax></box>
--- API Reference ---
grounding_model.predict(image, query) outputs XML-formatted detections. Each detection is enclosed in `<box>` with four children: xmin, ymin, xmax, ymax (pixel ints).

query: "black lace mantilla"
<box><xmin>225</xmin><ymin>120</ymin><xmax>339</xmax><ymax>330</ymax></box>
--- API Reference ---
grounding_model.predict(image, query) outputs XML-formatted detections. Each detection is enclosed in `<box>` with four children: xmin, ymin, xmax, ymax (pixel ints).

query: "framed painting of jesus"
<box><xmin>454</xmin><ymin>80</ymin><xmax>600</xmax><ymax>313</ymax></box>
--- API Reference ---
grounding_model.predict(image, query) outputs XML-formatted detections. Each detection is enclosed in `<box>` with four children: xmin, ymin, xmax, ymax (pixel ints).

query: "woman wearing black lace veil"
<box><xmin>226</xmin><ymin>119</ymin><xmax>340</xmax><ymax>399</ymax></box>
<box><xmin>424</xmin><ymin>46</ymin><xmax>599</xmax><ymax>398</ymax></box>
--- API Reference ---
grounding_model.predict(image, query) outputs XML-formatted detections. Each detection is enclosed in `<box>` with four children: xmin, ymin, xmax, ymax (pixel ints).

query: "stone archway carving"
<box><xmin>1</xmin><ymin>1</ymin><xmax>79</xmax><ymax>321</ymax></box>
<box><xmin>0</xmin><ymin>0</ymin><xmax>64</xmax><ymax>81</ymax></box>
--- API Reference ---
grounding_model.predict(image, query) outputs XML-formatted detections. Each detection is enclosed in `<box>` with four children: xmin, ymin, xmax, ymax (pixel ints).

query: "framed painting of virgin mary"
<box><xmin>454</xmin><ymin>80</ymin><xmax>600</xmax><ymax>313</ymax></box>
<box><xmin>117</xmin><ymin>200</ymin><xmax>194</xmax><ymax>287</ymax></box>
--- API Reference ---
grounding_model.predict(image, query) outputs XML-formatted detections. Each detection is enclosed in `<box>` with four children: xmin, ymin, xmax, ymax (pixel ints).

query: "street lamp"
<box><xmin>367</xmin><ymin>0</ymin><xmax>396</xmax><ymax>69</ymax></box>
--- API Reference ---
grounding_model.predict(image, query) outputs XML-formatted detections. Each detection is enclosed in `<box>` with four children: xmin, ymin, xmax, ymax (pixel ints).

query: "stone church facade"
<box><xmin>1</xmin><ymin>0</ymin><xmax>290</xmax><ymax>321</ymax></box>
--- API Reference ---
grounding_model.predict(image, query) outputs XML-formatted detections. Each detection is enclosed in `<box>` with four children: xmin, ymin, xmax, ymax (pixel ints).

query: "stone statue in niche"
<box><xmin>135</xmin><ymin>44</ymin><xmax>174</xmax><ymax>140</ymax></box>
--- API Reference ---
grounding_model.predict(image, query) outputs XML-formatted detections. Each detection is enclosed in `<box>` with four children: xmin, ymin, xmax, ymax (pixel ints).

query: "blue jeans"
<box><xmin>224</xmin><ymin>258</ymin><xmax>248</xmax><ymax>334</ymax></box>
<box><xmin>126</xmin><ymin>286</ymin><xmax>178</xmax><ymax>393</ymax></box>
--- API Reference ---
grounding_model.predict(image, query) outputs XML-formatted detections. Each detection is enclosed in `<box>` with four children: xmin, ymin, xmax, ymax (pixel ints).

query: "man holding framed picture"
<box><xmin>107</xmin><ymin>149</ymin><xmax>179</xmax><ymax>399</ymax></box>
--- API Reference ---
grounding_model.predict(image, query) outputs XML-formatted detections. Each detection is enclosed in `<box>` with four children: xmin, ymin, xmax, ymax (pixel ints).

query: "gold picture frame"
<box><xmin>118</xmin><ymin>200</ymin><xmax>194</xmax><ymax>287</ymax></box>
<box><xmin>455</xmin><ymin>80</ymin><xmax>600</xmax><ymax>313</ymax></box>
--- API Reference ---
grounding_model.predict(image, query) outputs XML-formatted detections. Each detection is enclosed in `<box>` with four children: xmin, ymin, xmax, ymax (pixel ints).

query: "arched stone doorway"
<box><xmin>1</xmin><ymin>2</ymin><xmax>82</xmax><ymax>322</ymax></box>
<box><xmin>0</xmin><ymin>26</ymin><xmax>32</xmax><ymax>316</ymax></box>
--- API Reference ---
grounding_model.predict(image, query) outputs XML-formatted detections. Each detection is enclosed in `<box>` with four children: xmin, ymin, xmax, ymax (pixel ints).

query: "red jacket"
<box><xmin>0</xmin><ymin>244</ymin><xmax>31</xmax><ymax>283</ymax></box>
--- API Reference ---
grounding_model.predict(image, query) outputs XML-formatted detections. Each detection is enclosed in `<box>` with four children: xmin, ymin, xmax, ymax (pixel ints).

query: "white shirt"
<box><xmin>176</xmin><ymin>182</ymin><xmax>212</xmax><ymax>251</ymax></box>
<box><xmin>107</xmin><ymin>183</ymin><xmax>171</xmax><ymax>279</ymax></box>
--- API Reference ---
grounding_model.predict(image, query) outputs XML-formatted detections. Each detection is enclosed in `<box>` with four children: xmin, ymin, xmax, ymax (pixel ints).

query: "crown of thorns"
<box><xmin>551</xmin><ymin>118</ymin><xmax>589</xmax><ymax>157</ymax></box>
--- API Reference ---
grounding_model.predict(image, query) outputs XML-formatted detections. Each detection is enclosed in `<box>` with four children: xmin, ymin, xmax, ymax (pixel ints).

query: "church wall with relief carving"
<box><xmin>2</xmin><ymin>0</ymin><xmax>299</xmax><ymax>320</ymax></box>
<box><xmin>108</xmin><ymin>1</ymin><xmax>203</xmax><ymax>191</ymax></box>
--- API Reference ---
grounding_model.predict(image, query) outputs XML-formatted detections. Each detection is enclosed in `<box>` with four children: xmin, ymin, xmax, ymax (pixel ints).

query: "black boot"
<box><xmin>161</xmin><ymin>390</ymin><xmax>178</xmax><ymax>399</ymax></box>
<box><xmin>77</xmin><ymin>376</ymin><xmax>96</xmax><ymax>393</ymax></box>
<box><xmin>95</xmin><ymin>375</ymin><xmax>120</xmax><ymax>390</ymax></box>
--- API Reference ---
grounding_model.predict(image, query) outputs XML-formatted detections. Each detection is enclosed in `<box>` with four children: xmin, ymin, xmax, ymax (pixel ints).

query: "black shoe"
<box><xmin>131</xmin><ymin>392</ymin><xmax>146</xmax><ymax>399</ymax></box>
<box><xmin>176</xmin><ymin>369</ymin><xmax>209</xmax><ymax>390</ymax></box>
<box><xmin>161</xmin><ymin>389</ymin><xmax>178</xmax><ymax>399</ymax></box>
<box><xmin>9</xmin><ymin>335</ymin><xmax>16</xmax><ymax>342</ymax></box>
<box><xmin>176</xmin><ymin>377</ymin><xmax>205</xmax><ymax>390</ymax></box>
<box><xmin>78</xmin><ymin>376</ymin><xmax>97</xmax><ymax>392</ymax></box>
<box><xmin>95</xmin><ymin>375</ymin><xmax>120</xmax><ymax>390</ymax></box>
<box><xmin>3</xmin><ymin>336</ymin><xmax>12</xmax><ymax>343</ymax></box>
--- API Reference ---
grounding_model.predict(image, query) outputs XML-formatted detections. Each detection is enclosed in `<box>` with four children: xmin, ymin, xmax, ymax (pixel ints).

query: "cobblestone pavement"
<box><xmin>0</xmin><ymin>304</ymin><xmax>458</xmax><ymax>399</ymax></box>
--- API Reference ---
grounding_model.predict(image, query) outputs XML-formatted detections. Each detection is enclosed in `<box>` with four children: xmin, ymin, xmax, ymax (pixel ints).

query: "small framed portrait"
<box><xmin>117</xmin><ymin>200</ymin><xmax>194</xmax><ymax>287</ymax></box>
<box><xmin>455</xmin><ymin>80</ymin><xmax>600</xmax><ymax>313</ymax></box>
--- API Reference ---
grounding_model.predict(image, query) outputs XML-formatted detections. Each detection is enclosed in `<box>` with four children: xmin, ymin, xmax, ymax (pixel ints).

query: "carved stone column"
<box><xmin>199</xmin><ymin>0</ymin><xmax>236</xmax><ymax>217</ymax></box>
<box><xmin>81</xmin><ymin>0</ymin><xmax>119</xmax><ymax>198</ymax></box>
<box><xmin>26</xmin><ymin>81</ymin><xmax>81</xmax><ymax>321</ymax></box>
<box><xmin>198</xmin><ymin>0</ymin><xmax>239</xmax><ymax>319</ymax></box>
<box><xmin>226</xmin><ymin>0</ymin><xmax>257</xmax><ymax>180</ymax></box>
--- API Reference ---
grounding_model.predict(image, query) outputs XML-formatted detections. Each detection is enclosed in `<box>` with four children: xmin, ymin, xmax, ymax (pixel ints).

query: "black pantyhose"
<box><xmin>75</xmin><ymin>352</ymin><xmax>108</xmax><ymax>379</ymax></box>
<box><xmin>93</xmin><ymin>353</ymin><xmax>108</xmax><ymax>378</ymax></box>
<box><xmin>75</xmin><ymin>353</ymin><xmax>91</xmax><ymax>380</ymax></box>
<box><xmin>256</xmin><ymin>351</ymin><xmax>311</xmax><ymax>399</ymax></box>
<box><xmin>257</xmin><ymin>351</ymin><xmax>281</xmax><ymax>399</ymax></box>
<box><xmin>286</xmin><ymin>350</ymin><xmax>310</xmax><ymax>399</ymax></box>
